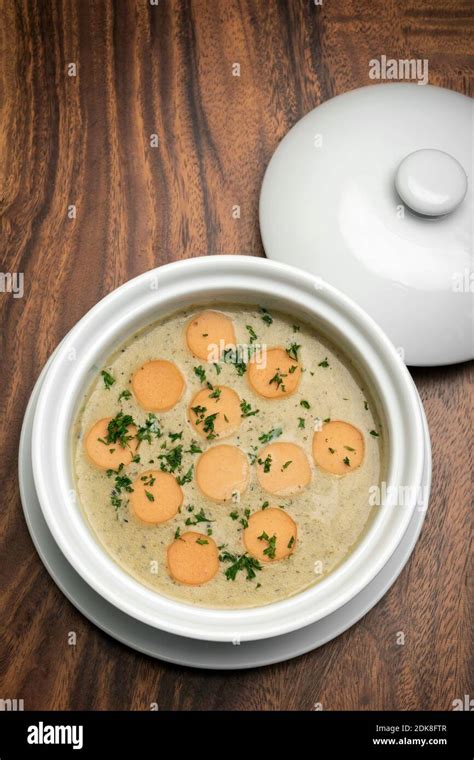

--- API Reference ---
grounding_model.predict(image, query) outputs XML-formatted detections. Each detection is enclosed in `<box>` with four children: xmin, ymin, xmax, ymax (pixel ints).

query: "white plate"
<box><xmin>19</xmin><ymin>352</ymin><xmax>431</xmax><ymax>669</ymax></box>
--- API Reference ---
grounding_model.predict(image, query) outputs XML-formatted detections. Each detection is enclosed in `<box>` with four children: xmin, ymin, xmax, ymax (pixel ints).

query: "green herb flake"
<box><xmin>258</xmin><ymin>455</ymin><xmax>272</xmax><ymax>473</ymax></box>
<box><xmin>258</xmin><ymin>427</ymin><xmax>282</xmax><ymax>444</ymax></box>
<box><xmin>193</xmin><ymin>365</ymin><xmax>207</xmax><ymax>384</ymax></box>
<box><xmin>269</xmin><ymin>371</ymin><xmax>286</xmax><ymax>392</ymax></box>
<box><xmin>101</xmin><ymin>412</ymin><xmax>136</xmax><ymax>448</ymax></box>
<box><xmin>240</xmin><ymin>399</ymin><xmax>259</xmax><ymax>418</ymax></box>
<box><xmin>219</xmin><ymin>551</ymin><xmax>263</xmax><ymax>581</ymax></box>
<box><xmin>203</xmin><ymin>412</ymin><xmax>219</xmax><ymax>439</ymax></box>
<box><xmin>186</xmin><ymin>441</ymin><xmax>203</xmax><ymax>454</ymax></box>
<box><xmin>258</xmin><ymin>531</ymin><xmax>277</xmax><ymax>560</ymax></box>
<box><xmin>136</xmin><ymin>413</ymin><xmax>162</xmax><ymax>443</ymax></box>
<box><xmin>176</xmin><ymin>465</ymin><xmax>193</xmax><ymax>486</ymax></box>
<box><xmin>286</xmin><ymin>343</ymin><xmax>301</xmax><ymax>361</ymax></box>
<box><xmin>101</xmin><ymin>370</ymin><xmax>116</xmax><ymax>390</ymax></box>
<box><xmin>158</xmin><ymin>444</ymin><xmax>183</xmax><ymax>473</ymax></box>
<box><xmin>185</xmin><ymin>507</ymin><xmax>214</xmax><ymax>526</ymax></box>
<box><xmin>246</xmin><ymin>325</ymin><xmax>258</xmax><ymax>344</ymax></box>
<box><xmin>222</xmin><ymin>348</ymin><xmax>247</xmax><ymax>376</ymax></box>
<box><xmin>259</xmin><ymin>307</ymin><xmax>273</xmax><ymax>326</ymax></box>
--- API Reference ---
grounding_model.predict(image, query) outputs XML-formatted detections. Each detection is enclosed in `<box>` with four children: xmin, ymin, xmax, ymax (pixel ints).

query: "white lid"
<box><xmin>260</xmin><ymin>84</ymin><xmax>473</xmax><ymax>366</ymax></box>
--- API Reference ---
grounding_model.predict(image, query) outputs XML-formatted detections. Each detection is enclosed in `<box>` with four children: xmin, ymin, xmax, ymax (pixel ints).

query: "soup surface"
<box><xmin>73</xmin><ymin>304</ymin><xmax>384</xmax><ymax>608</ymax></box>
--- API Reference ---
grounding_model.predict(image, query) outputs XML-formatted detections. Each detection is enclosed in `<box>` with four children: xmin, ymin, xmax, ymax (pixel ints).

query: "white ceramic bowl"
<box><xmin>31</xmin><ymin>256</ymin><xmax>426</xmax><ymax>642</ymax></box>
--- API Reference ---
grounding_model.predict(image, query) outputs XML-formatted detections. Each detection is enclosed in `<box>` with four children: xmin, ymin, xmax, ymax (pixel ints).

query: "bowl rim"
<box><xmin>31</xmin><ymin>255</ymin><xmax>426</xmax><ymax>641</ymax></box>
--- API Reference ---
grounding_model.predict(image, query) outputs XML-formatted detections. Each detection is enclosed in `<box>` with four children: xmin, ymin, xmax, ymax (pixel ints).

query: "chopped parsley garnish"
<box><xmin>229</xmin><ymin>511</ymin><xmax>239</xmax><ymax>521</ymax></box>
<box><xmin>144</xmin><ymin>490</ymin><xmax>155</xmax><ymax>502</ymax></box>
<box><xmin>185</xmin><ymin>507</ymin><xmax>214</xmax><ymax>526</ymax></box>
<box><xmin>286</xmin><ymin>343</ymin><xmax>301</xmax><ymax>361</ymax></box>
<box><xmin>343</xmin><ymin>456</ymin><xmax>351</xmax><ymax>466</ymax></box>
<box><xmin>258</xmin><ymin>531</ymin><xmax>277</xmax><ymax>560</ymax></box>
<box><xmin>174</xmin><ymin>527</ymin><xmax>182</xmax><ymax>540</ymax></box>
<box><xmin>246</xmin><ymin>325</ymin><xmax>258</xmax><ymax>344</ymax></box>
<box><xmin>298</xmin><ymin>417</ymin><xmax>305</xmax><ymax>429</ymax></box>
<box><xmin>168</xmin><ymin>431</ymin><xmax>183</xmax><ymax>441</ymax></box>
<box><xmin>369</xmin><ymin>429</ymin><xmax>380</xmax><ymax>437</ymax></box>
<box><xmin>344</xmin><ymin>445</ymin><xmax>356</xmax><ymax>452</ymax></box>
<box><xmin>219</xmin><ymin>551</ymin><xmax>263</xmax><ymax>581</ymax></box>
<box><xmin>118</xmin><ymin>389</ymin><xmax>132</xmax><ymax>402</ymax></box>
<box><xmin>136</xmin><ymin>413</ymin><xmax>162</xmax><ymax>443</ymax></box>
<box><xmin>203</xmin><ymin>412</ymin><xmax>218</xmax><ymax>439</ymax></box>
<box><xmin>238</xmin><ymin>508</ymin><xmax>251</xmax><ymax>529</ymax></box>
<box><xmin>300</xmin><ymin>399</ymin><xmax>310</xmax><ymax>409</ymax></box>
<box><xmin>328</xmin><ymin>447</ymin><xmax>336</xmax><ymax>454</ymax></box>
<box><xmin>101</xmin><ymin>370</ymin><xmax>116</xmax><ymax>390</ymax></box>
<box><xmin>247</xmin><ymin>447</ymin><xmax>258</xmax><ymax>465</ymax></box>
<box><xmin>318</xmin><ymin>357</ymin><xmax>329</xmax><ymax>367</ymax></box>
<box><xmin>213</xmin><ymin>363</ymin><xmax>221</xmax><ymax>375</ymax></box>
<box><xmin>196</xmin><ymin>538</ymin><xmax>209</xmax><ymax>545</ymax></box>
<box><xmin>281</xmin><ymin>460</ymin><xmax>292</xmax><ymax>470</ymax></box>
<box><xmin>287</xmin><ymin>536</ymin><xmax>295</xmax><ymax>549</ymax></box>
<box><xmin>222</xmin><ymin>347</ymin><xmax>247</xmax><ymax>376</ymax></box>
<box><xmin>292</xmin><ymin>324</ymin><xmax>300</xmax><ymax>333</ymax></box>
<box><xmin>258</xmin><ymin>427</ymin><xmax>282</xmax><ymax>444</ymax></box>
<box><xmin>107</xmin><ymin>464</ymin><xmax>134</xmax><ymax>512</ymax></box>
<box><xmin>209</xmin><ymin>387</ymin><xmax>221</xmax><ymax>400</ymax></box>
<box><xmin>261</xmin><ymin>501</ymin><xmax>269</xmax><ymax>510</ymax></box>
<box><xmin>191</xmin><ymin>404</ymin><xmax>207</xmax><ymax>419</ymax></box>
<box><xmin>240</xmin><ymin>399</ymin><xmax>259</xmax><ymax>418</ymax></box>
<box><xmin>99</xmin><ymin>412</ymin><xmax>135</xmax><ymax>448</ymax></box>
<box><xmin>364</xmin><ymin>401</ymin><xmax>369</xmax><ymax>411</ymax></box>
<box><xmin>259</xmin><ymin>307</ymin><xmax>273</xmax><ymax>326</ymax></box>
<box><xmin>111</xmin><ymin>473</ymin><xmax>133</xmax><ymax>494</ymax></box>
<box><xmin>269</xmin><ymin>371</ymin><xmax>286</xmax><ymax>391</ymax></box>
<box><xmin>193</xmin><ymin>365</ymin><xmax>207</xmax><ymax>384</ymax></box>
<box><xmin>258</xmin><ymin>454</ymin><xmax>272</xmax><ymax>473</ymax></box>
<box><xmin>186</xmin><ymin>440</ymin><xmax>203</xmax><ymax>454</ymax></box>
<box><xmin>158</xmin><ymin>444</ymin><xmax>183</xmax><ymax>473</ymax></box>
<box><xmin>176</xmin><ymin>465</ymin><xmax>193</xmax><ymax>486</ymax></box>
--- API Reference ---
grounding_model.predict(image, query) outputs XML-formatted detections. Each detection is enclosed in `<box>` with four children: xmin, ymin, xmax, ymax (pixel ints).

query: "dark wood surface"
<box><xmin>1</xmin><ymin>0</ymin><xmax>472</xmax><ymax>710</ymax></box>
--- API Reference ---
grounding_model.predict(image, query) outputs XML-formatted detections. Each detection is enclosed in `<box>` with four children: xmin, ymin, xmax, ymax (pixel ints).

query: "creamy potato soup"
<box><xmin>73</xmin><ymin>304</ymin><xmax>385</xmax><ymax>608</ymax></box>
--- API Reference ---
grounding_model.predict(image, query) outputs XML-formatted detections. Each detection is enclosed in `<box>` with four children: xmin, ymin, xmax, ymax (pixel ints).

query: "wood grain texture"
<box><xmin>0</xmin><ymin>0</ymin><xmax>472</xmax><ymax>710</ymax></box>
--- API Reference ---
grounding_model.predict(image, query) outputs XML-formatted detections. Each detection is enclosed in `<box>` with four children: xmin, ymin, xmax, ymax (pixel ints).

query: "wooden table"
<box><xmin>1</xmin><ymin>0</ymin><xmax>472</xmax><ymax>710</ymax></box>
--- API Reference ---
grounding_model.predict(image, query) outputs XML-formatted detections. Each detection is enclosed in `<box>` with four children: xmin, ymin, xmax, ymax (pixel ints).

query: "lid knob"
<box><xmin>395</xmin><ymin>148</ymin><xmax>467</xmax><ymax>216</ymax></box>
